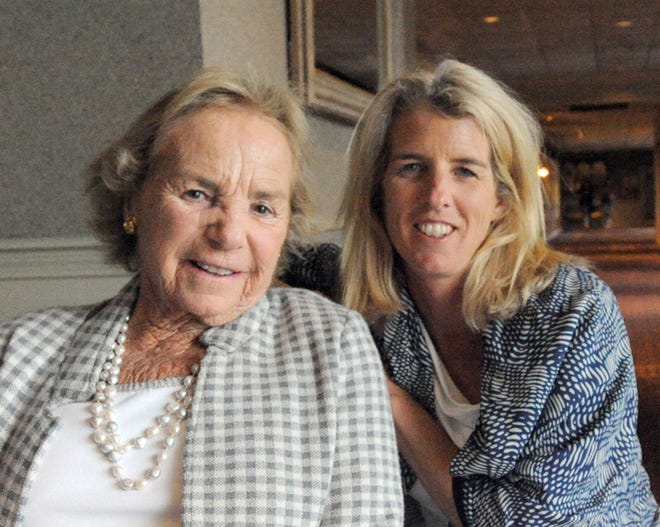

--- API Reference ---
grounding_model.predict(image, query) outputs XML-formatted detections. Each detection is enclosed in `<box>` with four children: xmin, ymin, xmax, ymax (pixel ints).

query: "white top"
<box><xmin>408</xmin><ymin>323</ymin><xmax>480</xmax><ymax>526</ymax></box>
<box><xmin>23</xmin><ymin>384</ymin><xmax>186</xmax><ymax>527</ymax></box>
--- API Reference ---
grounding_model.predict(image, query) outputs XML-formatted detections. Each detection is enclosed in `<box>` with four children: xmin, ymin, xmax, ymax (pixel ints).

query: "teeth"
<box><xmin>195</xmin><ymin>262</ymin><xmax>234</xmax><ymax>276</ymax></box>
<box><xmin>417</xmin><ymin>223</ymin><xmax>453</xmax><ymax>238</ymax></box>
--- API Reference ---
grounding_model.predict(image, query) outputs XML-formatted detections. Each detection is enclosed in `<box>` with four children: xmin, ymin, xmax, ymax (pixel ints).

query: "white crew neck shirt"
<box><xmin>408</xmin><ymin>323</ymin><xmax>480</xmax><ymax>526</ymax></box>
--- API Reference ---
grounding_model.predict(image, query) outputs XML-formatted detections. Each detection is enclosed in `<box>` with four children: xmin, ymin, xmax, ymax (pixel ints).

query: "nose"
<box><xmin>426</xmin><ymin>168</ymin><xmax>451</xmax><ymax>209</ymax></box>
<box><xmin>205</xmin><ymin>205</ymin><xmax>245</xmax><ymax>250</ymax></box>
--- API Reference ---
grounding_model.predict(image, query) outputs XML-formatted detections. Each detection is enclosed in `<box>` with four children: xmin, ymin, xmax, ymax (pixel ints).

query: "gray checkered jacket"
<box><xmin>0</xmin><ymin>277</ymin><xmax>404</xmax><ymax>526</ymax></box>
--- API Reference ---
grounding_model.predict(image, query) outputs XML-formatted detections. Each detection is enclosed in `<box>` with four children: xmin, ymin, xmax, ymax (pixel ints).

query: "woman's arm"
<box><xmin>321</xmin><ymin>312</ymin><xmax>404</xmax><ymax>525</ymax></box>
<box><xmin>452</xmin><ymin>274</ymin><xmax>658</xmax><ymax>525</ymax></box>
<box><xmin>387</xmin><ymin>377</ymin><xmax>463</xmax><ymax>527</ymax></box>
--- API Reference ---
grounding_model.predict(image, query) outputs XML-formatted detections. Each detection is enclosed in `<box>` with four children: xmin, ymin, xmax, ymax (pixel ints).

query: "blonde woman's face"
<box><xmin>382</xmin><ymin>107</ymin><xmax>505</xmax><ymax>291</ymax></box>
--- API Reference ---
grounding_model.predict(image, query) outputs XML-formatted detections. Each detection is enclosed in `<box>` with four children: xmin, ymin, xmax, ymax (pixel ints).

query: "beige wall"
<box><xmin>200</xmin><ymin>0</ymin><xmax>288</xmax><ymax>85</ymax></box>
<box><xmin>199</xmin><ymin>0</ymin><xmax>353</xmax><ymax>232</ymax></box>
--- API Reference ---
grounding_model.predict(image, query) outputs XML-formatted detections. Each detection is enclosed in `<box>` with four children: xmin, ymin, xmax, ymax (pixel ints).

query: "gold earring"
<box><xmin>123</xmin><ymin>215</ymin><xmax>137</xmax><ymax>235</ymax></box>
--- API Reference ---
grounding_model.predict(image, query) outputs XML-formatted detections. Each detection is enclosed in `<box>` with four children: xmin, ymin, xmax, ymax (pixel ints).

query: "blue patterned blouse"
<box><xmin>284</xmin><ymin>245</ymin><xmax>659</xmax><ymax>526</ymax></box>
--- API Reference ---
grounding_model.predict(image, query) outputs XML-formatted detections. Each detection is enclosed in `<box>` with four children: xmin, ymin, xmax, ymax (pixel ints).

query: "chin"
<box><xmin>193</xmin><ymin>299</ymin><xmax>260</xmax><ymax>326</ymax></box>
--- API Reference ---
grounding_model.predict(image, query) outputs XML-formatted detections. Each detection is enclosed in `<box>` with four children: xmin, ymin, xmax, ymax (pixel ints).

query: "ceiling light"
<box><xmin>483</xmin><ymin>15</ymin><xmax>500</xmax><ymax>24</ymax></box>
<box><xmin>537</xmin><ymin>166</ymin><xmax>550</xmax><ymax>178</ymax></box>
<box><xmin>615</xmin><ymin>20</ymin><xmax>632</xmax><ymax>28</ymax></box>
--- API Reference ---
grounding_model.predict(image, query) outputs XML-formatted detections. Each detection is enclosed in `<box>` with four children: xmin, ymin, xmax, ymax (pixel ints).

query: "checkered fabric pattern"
<box><xmin>0</xmin><ymin>277</ymin><xmax>404</xmax><ymax>526</ymax></box>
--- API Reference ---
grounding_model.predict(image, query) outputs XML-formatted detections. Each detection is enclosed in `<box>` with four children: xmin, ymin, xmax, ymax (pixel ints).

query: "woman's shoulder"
<box><xmin>264</xmin><ymin>288</ymin><xmax>385</xmax><ymax>383</ymax></box>
<box><xmin>484</xmin><ymin>263</ymin><xmax>630</xmax><ymax>378</ymax></box>
<box><xmin>266</xmin><ymin>287</ymin><xmax>377</xmax><ymax>352</ymax></box>
<box><xmin>0</xmin><ymin>304</ymin><xmax>93</xmax><ymax>360</ymax></box>
<box><xmin>491</xmin><ymin>263</ymin><xmax>622</xmax><ymax>347</ymax></box>
<box><xmin>1</xmin><ymin>304</ymin><xmax>91</xmax><ymax>334</ymax></box>
<box><xmin>554</xmin><ymin>261</ymin><xmax>608</xmax><ymax>289</ymax></box>
<box><xmin>533</xmin><ymin>262</ymin><xmax>616</xmax><ymax>314</ymax></box>
<box><xmin>267</xmin><ymin>285</ymin><xmax>360</xmax><ymax>325</ymax></box>
<box><xmin>1</xmin><ymin>279</ymin><xmax>135</xmax><ymax>360</ymax></box>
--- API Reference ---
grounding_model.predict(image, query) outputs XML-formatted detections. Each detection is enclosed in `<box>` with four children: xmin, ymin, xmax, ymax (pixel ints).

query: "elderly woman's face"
<box><xmin>130</xmin><ymin>107</ymin><xmax>293</xmax><ymax>326</ymax></box>
<box><xmin>382</xmin><ymin>106</ymin><xmax>504</xmax><ymax>291</ymax></box>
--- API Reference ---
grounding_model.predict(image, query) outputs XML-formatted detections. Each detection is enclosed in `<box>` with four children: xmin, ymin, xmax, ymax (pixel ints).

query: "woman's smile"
<box><xmin>415</xmin><ymin>222</ymin><xmax>454</xmax><ymax>239</ymax></box>
<box><xmin>190</xmin><ymin>260</ymin><xmax>237</xmax><ymax>277</ymax></box>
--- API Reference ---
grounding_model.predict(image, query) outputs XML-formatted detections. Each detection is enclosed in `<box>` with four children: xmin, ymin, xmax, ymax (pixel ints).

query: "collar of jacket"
<box><xmin>49</xmin><ymin>274</ymin><xmax>280</xmax><ymax>406</ymax></box>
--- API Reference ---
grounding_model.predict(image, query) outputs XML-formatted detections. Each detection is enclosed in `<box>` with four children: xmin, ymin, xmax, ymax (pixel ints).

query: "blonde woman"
<box><xmin>284</xmin><ymin>59</ymin><xmax>658</xmax><ymax>526</ymax></box>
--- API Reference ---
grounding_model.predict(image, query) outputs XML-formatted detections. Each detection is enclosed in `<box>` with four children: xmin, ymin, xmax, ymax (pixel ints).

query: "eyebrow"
<box><xmin>251</xmin><ymin>189</ymin><xmax>289</xmax><ymax>201</ymax></box>
<box><xmin>189</xmin><ymin>176</ymin><xmax>220</xmax><ymax>194</ymax></box>
<box><xmin>189</xmin><ymin>175</ymin><xmax>289</xmax><ymax>201</ymax></box>
<box><xmin>388</xmin><ymin>152</ymin><xmax>488</xmax><ymax>168</ymax></box>
<box><xmin>453</xmin><ymin>156</ymin><xmax>489</xmax><ymax>168</ymax></box>
<box><xmin>388</xmin><ymin>152</ymin><xmax>424</xmax><ymax>163</ymax></box>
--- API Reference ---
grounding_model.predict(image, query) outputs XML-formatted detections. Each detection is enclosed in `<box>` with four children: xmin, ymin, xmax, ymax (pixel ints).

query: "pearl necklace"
<box><xmin>89</xmin><ymin>315</ymin><xmax>199</xmax><ymax>490</ymax></box>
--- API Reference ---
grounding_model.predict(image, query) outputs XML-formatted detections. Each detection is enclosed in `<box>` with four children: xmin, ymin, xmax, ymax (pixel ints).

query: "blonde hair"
<box><xmin>340</xmin><ymin>59</ymin><xmax>574</xmax><ymax>330</ymax></box>
<box><xmin>88</xmin><ymin>69</ymin><xmax>313</xmax><ymax>270</ymax></box>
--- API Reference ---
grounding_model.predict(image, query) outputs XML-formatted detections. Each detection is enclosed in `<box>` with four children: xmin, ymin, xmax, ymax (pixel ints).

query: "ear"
<box><xmin>491</xmin><ymin>195</ymin><xmax>507</xmax><ymax>224</ymax></box>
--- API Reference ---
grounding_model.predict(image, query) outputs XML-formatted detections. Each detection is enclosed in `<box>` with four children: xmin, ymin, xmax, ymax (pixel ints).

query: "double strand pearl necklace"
<box><xmin>89</xmin><ymin>315</ymin><xmax>200</xmax><ymax>491</ymax></box>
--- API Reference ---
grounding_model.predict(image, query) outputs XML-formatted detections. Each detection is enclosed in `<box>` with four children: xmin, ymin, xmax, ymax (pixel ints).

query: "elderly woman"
<box><xmin>283</xmin><ymin>59</ymin><xmax>658</xmax><ymax>526</ymax></box>
<box><xmin>0</xmin><ymin>70</ymin><xmax>403</xmax><ymax>526</ymax></box>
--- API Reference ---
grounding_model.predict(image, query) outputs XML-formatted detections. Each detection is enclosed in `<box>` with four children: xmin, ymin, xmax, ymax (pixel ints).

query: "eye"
<box><xmin>182</xmin><ymin>189</ymin><xmax>210</xmax><ymax>202</ymax></box>
<box><xmin>393</xmin><ymin>161</ymin><xmax>425</xmax><ymax>179</ymax></box>
<box><xmin>456</xmin><ymin>166</ymin><xmax>477</xmax><ymax>178</ymax></box>
<box><xmin>252</xmin><ymin>202</ymin><xmax>275</xmax><ymax>217</ymax></box>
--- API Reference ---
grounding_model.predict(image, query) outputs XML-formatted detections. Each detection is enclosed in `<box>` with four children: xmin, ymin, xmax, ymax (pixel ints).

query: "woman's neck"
<box><xmin>406</xmin><ymin>273</ymin><xmax>483</xmax><ymax>404</ymax></box>
<box><xmin>406</xmin><ymin>273</ymin><xmax>464</xmax><ymax>331</ymax></box>
<box><xmin>118</xmin><ymin>297</ymin><xmax>207</xmax><ymax>384</ymax></box>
